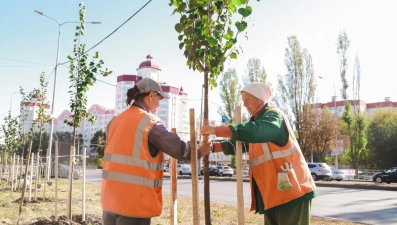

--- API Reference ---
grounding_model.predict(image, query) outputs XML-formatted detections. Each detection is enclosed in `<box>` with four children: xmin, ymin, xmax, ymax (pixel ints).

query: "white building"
<box><xmin>54</xmin><ymin>106</ymin><xmax>114</xmax><ymax>143</ymax></box>
<box><xmin>114</xmin><ymin>55</ymin><xmax>190</xmax><ymax>141</ymax></box>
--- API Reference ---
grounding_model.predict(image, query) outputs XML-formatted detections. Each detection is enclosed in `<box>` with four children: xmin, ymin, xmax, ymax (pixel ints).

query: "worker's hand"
<box><xmin>200</xmin><ymin>125</ymin><xmax>216</xmax><ymax>135</ymax></box>
<box><xmin>198</xmin><ymin>141</ymin><xmax>212</xmax><ymax>157</ymax></box>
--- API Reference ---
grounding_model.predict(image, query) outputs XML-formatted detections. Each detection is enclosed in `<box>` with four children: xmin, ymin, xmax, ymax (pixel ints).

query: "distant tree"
<box><xmin>336</xmin><ymin>29</ymin><xmax>350</xmax><ymax>101</ymax></box>
<box><xmin>366</xmin><ymin>109</ymin><xmax>397</xmax><ymax>169</ymax></box>
<box><xmin>277</xmin><ymin>36</ymin><xmax>316</xmax><ymax>156</ymax></box>
<box><xmin>31</xmin><ymin>72</ymin><xmax>52</xmax><ymax>156</ymax></box>
<box><xmin>349</xmin><ymin>55</ymin><xmax>367</xmax><ymax>170</ymax></box>
<box><xmin>217</xmin><ymin>68</ymin><xmax>242</xmax><ymax>168</ymax></box>
<box><xmin>242</xmin><ymin>57</ymin><xmax>267</xmax><ymax>85</ymax></box>
<box><xmin>217</xmin><ymin>68</ymin><xmax>242</xmax><ymax>124</ymax></box>
<box><xmin>305</xmin><ymin>106</ymin><xmax>337</xmax><ymax>162</ymax></box>
<box><xmin>90</xmin><ymin>130</ymin><xmax>106</xmax><ymax>158</ymax></box>
<box><xmin>17</xmin><ymin>87</ymin><xmax>35</xmax><ymax>158</ymax></box>
<box><xmin>1</xmin><ymin>112</ymin><xmax>19</xmax><ymax>154</ymax></box>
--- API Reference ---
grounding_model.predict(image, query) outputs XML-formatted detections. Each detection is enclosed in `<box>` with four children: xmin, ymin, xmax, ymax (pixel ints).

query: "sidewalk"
<box><xmin>163</xmin><ymin>173</ymin><xmax>397</xmax><ymax>191</ymax></box>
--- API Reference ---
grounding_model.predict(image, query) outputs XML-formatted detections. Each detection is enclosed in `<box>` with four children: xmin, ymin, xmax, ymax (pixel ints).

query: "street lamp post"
<box><xmin>318</xmin><ymin>76</ymin><xmax>339</xmax><ymax>169</ymax></box>
<box><xmin>34</xmin><ymin>10</ymin><xmax>100</xmax><ymax>180</ymax></box>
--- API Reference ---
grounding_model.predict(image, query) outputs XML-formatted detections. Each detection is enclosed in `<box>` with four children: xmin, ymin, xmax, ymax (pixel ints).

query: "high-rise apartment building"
<box><xmin>114</xmin><ymin>55</ymin><xmax>190</xmax><ymax>141</ymax></box>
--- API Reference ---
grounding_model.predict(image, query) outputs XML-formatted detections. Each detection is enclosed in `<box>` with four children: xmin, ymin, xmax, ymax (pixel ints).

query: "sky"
<box><xmin>1</xmin><ymin>0</ymin><xmax>396</xmax><ymax>131</ymax></box>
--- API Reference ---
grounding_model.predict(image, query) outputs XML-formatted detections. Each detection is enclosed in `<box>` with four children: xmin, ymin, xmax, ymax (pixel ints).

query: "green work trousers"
<box><xmin>264</xmin><ymin>199</ymin><xmax>312</xmax><ymax>225</ymax></box>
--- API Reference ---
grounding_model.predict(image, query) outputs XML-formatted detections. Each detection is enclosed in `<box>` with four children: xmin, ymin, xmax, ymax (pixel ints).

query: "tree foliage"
<box><xmin>17</xmin><ymin>87</ymin><xmax>35</xmax><ymax>157</ymax></box>
<box><xmin>217</xmin><ymin>68</ymin><xmax>241</xmax><ymax>124</ymax></box>
<box><xmin>30</xmin><ymin>72</ymin><xmax>52</xmax><ymax>154</ymax></box>
<box><xmin>90</xmin><ymin>130</ymin><xmax>106</xmax><ymax>158</ymax></box>
<box><xmin>336</xmin><ymin>29</ymin><xmax>350</xmax><ymax>101</ymax></box>
<box><xmin>242</xmin><ymin>57</ymin><xmax>267</xmax><ymax>85</ymax></box>
<box><xmin>277</xmin><ymin>36</ymin><xmax>316</xmax><ymax>155</ymax></box>
<box><xmin>303</xmin><ymin>106</ymin><xmax>337</xmax><ymax>162</ymax></box>
<box><xmin>170</xmin><ymin>0</ymin><xmax>255</xmax><ymax>86</ymax></box>
<box><xmin>366</xmin><ymin>109</ymin><xmax>397</xmax><ymax>169</ymax></box>
<box><xmin>1</xmin><ymin>112</ymin><xmax>19</xmax><ymax>154</ymax></box>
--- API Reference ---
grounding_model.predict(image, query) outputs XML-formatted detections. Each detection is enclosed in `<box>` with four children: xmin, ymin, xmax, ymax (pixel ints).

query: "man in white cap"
<box><xmin>201</xmin><ymin>82</ymin><xmax>317</xmax><ymax>225</ymax></box>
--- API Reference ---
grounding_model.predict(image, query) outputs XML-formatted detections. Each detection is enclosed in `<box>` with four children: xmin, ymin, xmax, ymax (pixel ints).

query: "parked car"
<box><xmin>164</xmin><ymin>166</ymin><xmax>170</xmax><ymax>172</ymax></box>
<box><xmin>51</xmin><ymin>164</ymin><xmax>82</xmax><ymax>180</ymax></box>
<box><xmin>307</xmin><ymin>162</ymin><xmax>332</xmax><ymax>181</ymax></box>
<box><xmin>200</xmin><ymin>165</ymin><xmax>219</xmax><ymax>176</ymax></box>
<box><xmin>373</xmin><ymin>167</ymin><xmax>397</xmax><ymax>184</ymax></box>
<box><xmin>329</xmin><ymin>167</ymin><xmax>345</xmax><ymax>181</ymax></box>
<box><xmin>216</xmin><ymin>165</ymin><xmax>233</xmax><ymax>177</ymax></box>
<box><xmin>242</xmin><ymin>167</ymin><xmax>249</xmax><ymax>177</ymax></box>
<box><xmin>177</xmin><ymin>164</ymin><xmax>191</xmax><ymax>175</ymax></box>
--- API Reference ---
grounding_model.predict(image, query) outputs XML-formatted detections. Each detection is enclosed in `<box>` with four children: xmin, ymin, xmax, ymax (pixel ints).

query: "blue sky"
<box><xmin>1</xmin><ymin>0</ymin><xmax>396</xmax><ymax>129</ymax></box>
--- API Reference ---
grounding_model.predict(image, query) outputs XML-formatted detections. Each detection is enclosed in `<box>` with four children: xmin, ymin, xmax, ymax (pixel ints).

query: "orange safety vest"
<box><xmin>101</xmin><ymin>106</ymin><xmax>164</xmax><ymax>218</ymax></box>
<box><xmin>249</xmin><ymin>108</ymin><xmax>315</xmax><ymax>211</ymax></box>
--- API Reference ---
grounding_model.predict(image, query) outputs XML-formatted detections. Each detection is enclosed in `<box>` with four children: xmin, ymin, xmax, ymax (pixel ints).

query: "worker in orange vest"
<box><xmin>101</xmin><ymin>77</ymin><xmax>212</xmax><ymax>225</ymax></box>
<box><xmin>201</xmin><ymin>82</ymin><xmax>316</xmax><ymax>225</ymax></box>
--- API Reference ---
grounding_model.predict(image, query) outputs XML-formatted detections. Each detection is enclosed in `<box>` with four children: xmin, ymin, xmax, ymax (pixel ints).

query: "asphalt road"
<box><xmin>86</xmin><ymin>170</ymin><xmax>397</xmax><ymax>225</ymax></box>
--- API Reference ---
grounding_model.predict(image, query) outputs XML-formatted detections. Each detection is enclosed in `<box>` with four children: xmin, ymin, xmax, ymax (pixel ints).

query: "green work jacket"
<box><xmin>219</xmin><ymin>103</ymin><xmax>317</xmax><ymax>214</ymax></box>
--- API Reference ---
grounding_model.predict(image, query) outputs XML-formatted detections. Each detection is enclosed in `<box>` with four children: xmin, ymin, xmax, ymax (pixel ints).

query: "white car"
<box><xmin>242</xmin><ymin>168</ymin><xmax>249</xmax><ymax>177</ymax></box>
<box><xmin>330</xmin><ymin>167</ymin><xmax>345</xmax><ymax>181</ymax></box>
<box><xmin>177</xmin><ymin>164</ymin><xmax>191</xmax><ymax>175</ymax></box>
<box><xmin>216</xmin><ymin>166</ymin><xmax>233</xmax><ymax>177</ymax></box>
<box><xmin>164</xmin><ymin>166</ymin><xmax>170</xmax><ymax>172</ymax></box>
<box><xmin>308</xmin><ymin>162</ymin><xmax>332</xmax><ymax>181</ymax></box>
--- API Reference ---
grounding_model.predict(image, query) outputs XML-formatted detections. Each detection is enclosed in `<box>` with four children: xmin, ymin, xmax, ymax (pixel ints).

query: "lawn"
<box><xmin>0</xmin><ymin>179</ymin><xmax>365</xmax><ymax>225</ymax></box>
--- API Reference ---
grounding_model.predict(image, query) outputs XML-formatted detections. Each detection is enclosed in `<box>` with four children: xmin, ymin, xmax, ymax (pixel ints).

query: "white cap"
<box><xmin>241</xmin><ymin>82</ymin><xmax>272</xmax><ymax>102</ymax></box>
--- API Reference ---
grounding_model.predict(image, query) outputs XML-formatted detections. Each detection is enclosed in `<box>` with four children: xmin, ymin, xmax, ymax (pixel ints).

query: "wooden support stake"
<box><xmin>82</xmin><ymin>147</ymin><xmax>86</xmax><ymax>222</ymax></box>
<box><xmin>189</xmin><ymin>108</ymin><xmax>200</xmax><ymax>224</ymax></box>
<box><xmin>55</xmin><ymin>141</ymin><xmax>59</xmax><ymax>221</ymax></box>
<box><xmin>234</xmin><ymin>106</ymin><xmax>244</xmax><ymax>224</ymax></box>
<box><xmin>34</xmin><ymin>153</ymin><xmax>39</xmax><ymax>201</ymax></box>
<box><xmin>17</xmin><ymin>140</ymin><xmax>32</xmax><ymax>225</ymax></box>
<box><xmin>11</xmin><ymin>153</ymin><xmax>15</xmax><ymax>191</ymax></box>
<box><xmin>15</xmin><ymin>156</ymin><xmax>20</xmax><ymax>191</ymax></box>
<box><xmin>0</xmin><ymin>157</ymin><xmax>2</xmax><ymax>181</ymax></box>
<box><xmin>170</xmin><ymin>128</ymin><xmax>178</xmax><ymax>225</ymax></box>
<box><xmin>29</xmin><ymin>153</ymin><xmax>34</xmax><ymax>202</ymax></box>
<box><xmin>67</xmin><ymin>146</ymin><xmax>75</xmax><ymax>220</ymax></box>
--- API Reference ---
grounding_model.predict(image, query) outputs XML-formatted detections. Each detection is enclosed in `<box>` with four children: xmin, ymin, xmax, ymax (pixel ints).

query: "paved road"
<box><xmin>86</xmin><ymin>170</ymin><xmax>397</xmax><ymax>225</ymax></box>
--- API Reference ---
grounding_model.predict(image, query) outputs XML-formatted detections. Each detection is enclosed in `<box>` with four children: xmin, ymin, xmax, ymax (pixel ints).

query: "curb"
<box><xmin>163</xmin><ymin>175</ymin><xmax>397</xmax><ymax>191</ymax></box>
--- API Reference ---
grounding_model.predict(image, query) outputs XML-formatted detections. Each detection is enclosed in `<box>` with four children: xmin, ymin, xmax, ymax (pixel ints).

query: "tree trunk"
<box><xmin>203</xmin><ymin>70</ymin><xmax>211</xmax><ymax>225</ymax></box>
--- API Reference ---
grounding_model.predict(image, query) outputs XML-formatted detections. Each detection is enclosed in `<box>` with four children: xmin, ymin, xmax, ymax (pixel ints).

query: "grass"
<box><xmin>0</xmin><ymin>178</ymin><xmax>366</xmax><ymax>225</ymax></box>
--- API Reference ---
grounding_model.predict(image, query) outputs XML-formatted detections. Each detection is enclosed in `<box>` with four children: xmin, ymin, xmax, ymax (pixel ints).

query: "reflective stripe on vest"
<box><xmin>249</xmin><ymin>143</ymin><xmax>298</xmax><ymax>169</ymax></box>
<box><xmin>102</xmin><ymin>170</ymin><xmax>162</xmax><ymax>188</ymax></box>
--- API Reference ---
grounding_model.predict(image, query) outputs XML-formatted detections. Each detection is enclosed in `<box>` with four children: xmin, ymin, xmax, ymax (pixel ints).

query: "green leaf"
<box><xmin>178</xmin><ymin>35</ymin><xmax>184</xmax><ymax>41</ymax></box>
<box><xmin>208</xmin><ymin>37</ymin><xmax>218</xmax><ymax>46</ymax></box>
<box><xmin>177</xmin><ymin>2</ymin><xmax>186</xmax><ymax>11</ymax></box>
<box><xmin>223</xmin><ymin>34</ymin><xmax>231</xmax><ymax>40</ymax></box>
<box><xmin>232</xmin><ymin>0</ymin><xmax>243</xmax><ymax>7</ymax></box>
<box><xmin>179</xmin><ymin>42</ymin><xmax>185</xmax><ymax>50</ymax></box>
<box><xmin>230</xmin><ymin>52</ymin><xmax>237</xmax><ymax>59</ymax></box>
<box><xmin>235</xmin><ymin>21</ymin><xmax>248</xmax><ymax>32</ymax></box>
<box><xmin>238</xmin><ymin>6</ymin><xmax>252</xmax><ymax>17</ymax></box>
<box><xmin>175</xmin><ymin>23</ymin><xmax>184</xmax><ymax>33</ymax></box>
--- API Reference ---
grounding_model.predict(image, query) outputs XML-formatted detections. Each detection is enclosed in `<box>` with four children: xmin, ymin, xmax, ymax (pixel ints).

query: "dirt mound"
<box><xmin>29</xmin><ymin>214</ymin><xmax>102</xmax><ymax>225</ymax></box>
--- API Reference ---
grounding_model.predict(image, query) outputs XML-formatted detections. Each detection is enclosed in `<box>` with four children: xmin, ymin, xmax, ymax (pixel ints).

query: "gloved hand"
<box><xmin>278</xmin><ymin>162</ymin><xmax>293</xmax><ymax>191</ymax></box>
